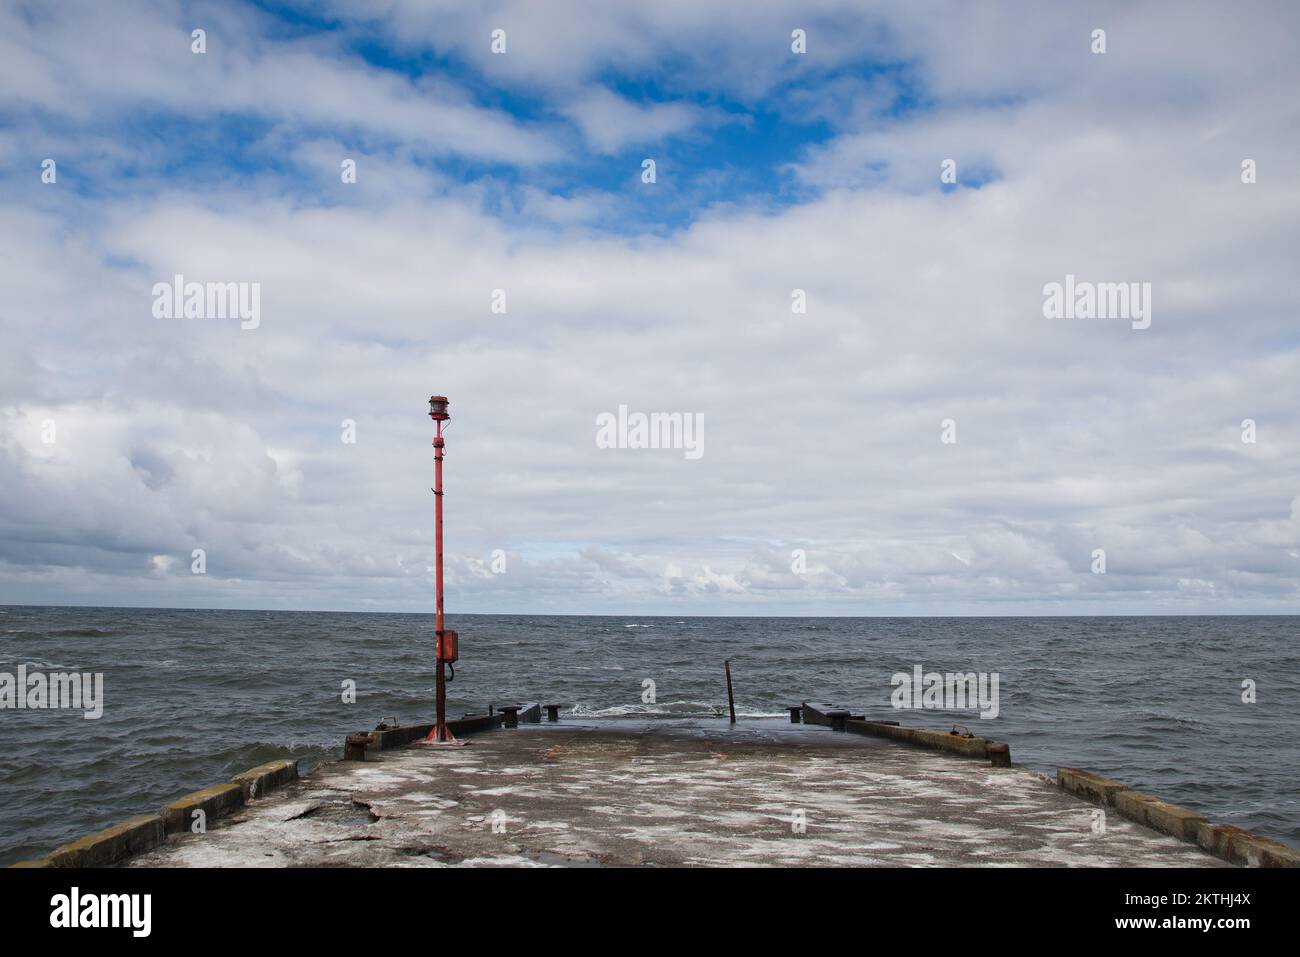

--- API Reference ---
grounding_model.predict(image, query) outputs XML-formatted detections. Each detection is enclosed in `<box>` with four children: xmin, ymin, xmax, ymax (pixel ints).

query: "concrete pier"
<box><xmin>128</xmin><ymin>718</ymin><xmax>1225</xmax><ymax>868</ymax></box>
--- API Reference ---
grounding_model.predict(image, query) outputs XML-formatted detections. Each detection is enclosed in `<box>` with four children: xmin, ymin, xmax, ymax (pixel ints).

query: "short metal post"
<box><xmin>724</xmin><ymin>660</ymin><xmax>736</xmax><ymax>724</ymax></box>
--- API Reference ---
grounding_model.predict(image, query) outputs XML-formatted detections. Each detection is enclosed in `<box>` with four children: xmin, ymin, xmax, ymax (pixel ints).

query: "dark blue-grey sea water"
<box><xmin>1</xmin><ymin>607</ymin><xmax>1296</xmax><ymax>866</ymax></box>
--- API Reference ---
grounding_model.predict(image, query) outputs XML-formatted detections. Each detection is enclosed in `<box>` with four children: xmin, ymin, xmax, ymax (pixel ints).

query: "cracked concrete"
<box><xmin>129</xmin><ymin>719</ymin><xmax>1226</xmax><ymax>867</ymax></box>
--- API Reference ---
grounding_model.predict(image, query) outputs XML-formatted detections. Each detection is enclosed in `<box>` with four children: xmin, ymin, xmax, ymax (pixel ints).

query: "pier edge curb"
<box><xmin>1058</xmin><ymin>767</ymin><xmax>1299</xmax><ymax>868</ymax></box>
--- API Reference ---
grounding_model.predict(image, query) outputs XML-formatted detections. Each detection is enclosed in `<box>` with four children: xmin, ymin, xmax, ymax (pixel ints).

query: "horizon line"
<box><xmin>1</xmin><ymin>602</ymin><xmax>1295</xmax><ymax>619</ymax></box>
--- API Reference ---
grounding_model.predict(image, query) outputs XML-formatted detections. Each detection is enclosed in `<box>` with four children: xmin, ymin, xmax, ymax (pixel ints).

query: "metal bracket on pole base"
<box><xmin>417</xmin><ymin>721</ymin><xmax>467</xmax><ymax>747</ymax></box>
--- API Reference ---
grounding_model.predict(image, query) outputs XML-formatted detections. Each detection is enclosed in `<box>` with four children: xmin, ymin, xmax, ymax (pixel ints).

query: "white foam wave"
<box><xmin>567</xmin><ymin>701</ymin><xmax>785</xmax><ymax>719</ymax></box>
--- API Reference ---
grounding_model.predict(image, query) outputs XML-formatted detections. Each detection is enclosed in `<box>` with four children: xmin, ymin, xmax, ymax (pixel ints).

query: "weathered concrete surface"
<box><xmin>129</xmin><ymin>719</ymin><xmax>1226</xmax><ymax>868</ymax></box>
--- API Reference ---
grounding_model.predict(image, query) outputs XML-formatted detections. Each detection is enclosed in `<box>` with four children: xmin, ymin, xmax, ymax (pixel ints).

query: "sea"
<box><xmin>1</xmin><ymin>606</ymin><xmax>1296</xmax><ymax>865</ymax></box>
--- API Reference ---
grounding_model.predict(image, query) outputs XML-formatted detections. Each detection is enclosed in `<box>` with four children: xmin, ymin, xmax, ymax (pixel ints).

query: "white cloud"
<box><xmin>1</xmin><ymin>0</ymin><xmax>1298</xmax><ymax>613</ymax></box>
<box><xmin>0</xmin><ymin>0</ymin><xmax>560</xmax><ymax>165</ymax></box>
<box><xmin>560</xmin><ymin>89</ymin><xmax>713</xmax><ymax>154</ymax></box>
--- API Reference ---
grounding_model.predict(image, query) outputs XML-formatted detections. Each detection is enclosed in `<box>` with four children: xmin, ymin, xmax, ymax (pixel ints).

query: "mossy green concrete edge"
<box><xmin>1196</xmin><ymin>823</ymin><xmax>1300</xmax><ymax>868</ymax></box>
<box><xmin>1058</xmin><ymin>767</ymin><xmax>1300</xmax><ymax>868</ymax></box>
<box><xmin>1057</xmin><ymin>767</ymin><xmax>1127</xmax><ymax>806</ymax></box>
<box><xmin>161</xmin><ymin>782</ymin><xmax>246</xmax><ymax>834</ymax></box>
<box><xmin>9</xmin><ymin>758</ymin><xmax>301</xmax><ymax>868</ymax></box>
<box><xmin>45</xmin><ymin>814</ymin><xmax>166</xmax><ymax>868</ymax></box>
<box><xmin>231</xmin><ymin>759</ymin><xmax>299</xmax><ymax>800</ymax></box>
<box><xmin>846</xmin><ymin>718</ymin><xmax>1004</xmax><ymax>761</ymax></box>
<box><xmin>1113</xmin><ymin>789</ymin><xmax>1206</xmax><ymax>842</ymax></box>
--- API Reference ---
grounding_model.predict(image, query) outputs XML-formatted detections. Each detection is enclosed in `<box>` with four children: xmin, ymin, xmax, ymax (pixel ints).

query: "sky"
<box><xmin>0</xmin><ymin>0</ymin><xmax>1297</xmax><ymax>615</ymax></box>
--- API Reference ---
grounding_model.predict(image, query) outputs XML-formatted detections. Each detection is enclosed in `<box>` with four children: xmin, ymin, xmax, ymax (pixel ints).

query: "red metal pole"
<box><xmin>435</xmin><ymin>420</ymin><xmax>447</xmax><ymax>738</ymax></box>
<box><xmin>426</xmin><ymin>417</ymin><xmax>455</xmax><ymax>742</ymax></box>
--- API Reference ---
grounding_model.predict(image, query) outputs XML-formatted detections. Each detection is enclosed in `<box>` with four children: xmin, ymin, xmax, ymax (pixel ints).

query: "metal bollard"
<box><xmin>344</xmin><ymin>733</ymin><xmax>372</xmax><ymax>761</ymax></box>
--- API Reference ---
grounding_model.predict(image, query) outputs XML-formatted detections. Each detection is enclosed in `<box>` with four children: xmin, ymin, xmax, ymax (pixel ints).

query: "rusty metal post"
<box><xmin>724</xmin><ymin>660</ymin><xmax>736</xmax><ymax>724</ymax></box>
